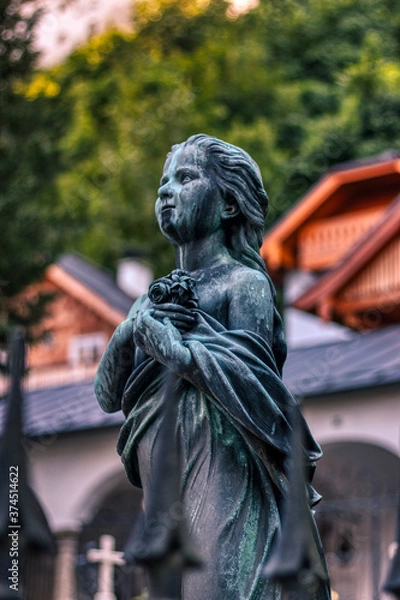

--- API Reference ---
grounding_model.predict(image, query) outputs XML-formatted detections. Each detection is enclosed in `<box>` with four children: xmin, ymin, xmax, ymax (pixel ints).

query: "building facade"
<box><xmin>2</xmin><ymin>153</ymin><xmax>400</xmax><ymax>599</ymax></box>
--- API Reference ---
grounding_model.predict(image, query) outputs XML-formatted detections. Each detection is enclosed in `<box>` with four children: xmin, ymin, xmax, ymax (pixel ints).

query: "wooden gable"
<box><xmin>4</xmin><ymin>257</ymin><xmax>132</xmax><ymax>393</ymax></box>
<box><xmin>261</xmin><ymin>153</ymin><xmax>400</xmax><ymax>275</ymax></box>
<box><xmin>293</xmin><ymin>195</ymin><xmax>400</xmax><ymax>330</ymax></box>
<box><xmin>28</xmin><ymin>277</ymin><xmax>115</xmax><ymax>371</ymax></box>
<box><xmin>28</xmin><ymin>263</ymin><xmax>128</xmax><ymax>369</ymax></box>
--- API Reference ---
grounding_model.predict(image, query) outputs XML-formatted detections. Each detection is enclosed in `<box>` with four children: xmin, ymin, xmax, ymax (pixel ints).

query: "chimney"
<box><xmin>117</xmin><ymin>255</ymin><xmax>153</xmax><ymax>299</ymax></box>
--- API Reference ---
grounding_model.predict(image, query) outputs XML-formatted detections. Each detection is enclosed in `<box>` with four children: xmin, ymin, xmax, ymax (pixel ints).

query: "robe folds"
<box><xmin>112</xmin><ymin>309</ymin><xmax>330</xmax><ymax>600</ymax></box>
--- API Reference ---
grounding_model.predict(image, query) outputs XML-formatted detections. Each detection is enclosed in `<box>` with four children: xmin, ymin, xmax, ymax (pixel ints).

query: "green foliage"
<box><xmin>255</xmin><ymin>0</ymin><xmax>400</xmax><ymax>205</ymax></box>
<box><xmin>39</xmin><ymin>1</ymin><xmax>285</xmax><ymax>275</ymax></box>
<box><xmin>9</xmin><ymin>0</ymin><xmax>400</xmax><ymax>287</ymax></box>
<box><xmin>0</xmin><ymin>0</ymin><xmax>73</xmax><ymax>347</ymax></box>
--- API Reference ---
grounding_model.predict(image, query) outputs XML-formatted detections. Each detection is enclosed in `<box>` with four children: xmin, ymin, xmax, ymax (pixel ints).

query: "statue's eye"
<box><xmin>181</xmin><ymin>173</ymin><xmax>192</xmax><ymax>183</ymax></box>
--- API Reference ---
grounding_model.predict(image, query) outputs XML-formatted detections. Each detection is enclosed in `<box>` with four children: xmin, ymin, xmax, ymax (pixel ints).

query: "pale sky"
<box><xmin>33</xmin><ymin>0</ymin><xmax>133</xmax><ymax>66</ymax></box>
<box><xmin>33</xmin><ymin>0</ymin><xmax>258</xmax><ymax>67</ymax></box>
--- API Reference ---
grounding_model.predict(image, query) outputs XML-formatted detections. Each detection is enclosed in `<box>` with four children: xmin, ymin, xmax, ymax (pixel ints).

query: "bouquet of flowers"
<box><xmin>148</xmin><ymin>269</ymin><xmax>198</xmax><ymax>309</ymax></box>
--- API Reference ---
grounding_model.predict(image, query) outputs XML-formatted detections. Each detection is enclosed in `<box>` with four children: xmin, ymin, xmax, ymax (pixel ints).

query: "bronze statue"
<box><xmin>95</xmin><ymin>134</ymin><xmax>330</xmax><ymax>598</ymax></box>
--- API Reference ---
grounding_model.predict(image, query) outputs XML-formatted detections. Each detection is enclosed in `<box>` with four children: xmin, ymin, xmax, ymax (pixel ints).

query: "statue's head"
<box><xmin>158</xmin><ymin>133</ymin><xmax>269</xmax><ymax>272</ymax></box>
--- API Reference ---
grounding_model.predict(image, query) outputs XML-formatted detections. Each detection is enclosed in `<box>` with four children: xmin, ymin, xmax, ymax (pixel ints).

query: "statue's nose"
<box><xmin>158</xmin><ymin>184</ymin><xmax>174</xmax><ymax>200</ymax></box>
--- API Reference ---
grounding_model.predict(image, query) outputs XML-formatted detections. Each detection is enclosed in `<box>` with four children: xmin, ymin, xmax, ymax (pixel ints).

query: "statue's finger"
<box><xmin>170</xmin><ymin>316</ymin><xmax>195</xmax><ymax>326</ymax></box>
<box><xmin>141</xmin><ymin>309</ymin><xmax>156</xmax><ymax>326</ymax></box>
<box><xmin>153</xmin><ymin>310</ymin><xmax>195</xmax><ymax>323</ymax></box>
<box><xmin>154</xmin><ymin>303</ymin><xmax>193</xmax><ymax>316</ymax></box>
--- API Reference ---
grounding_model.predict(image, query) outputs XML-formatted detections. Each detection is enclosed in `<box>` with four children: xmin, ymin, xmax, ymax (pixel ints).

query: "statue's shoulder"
<box><xmin>226</xmin><ymin>262</ymin><xmax>275</xmax><ymax>308</ymax></box>
<box><xmin>228</xmin><ymin>261</ymin><xmax>269</xmax><ymax>287</ymax></box>
<box><xmin>127</xmin><ymin>293</ymin><xmax>150</xmax><ymax>319</ymax></box>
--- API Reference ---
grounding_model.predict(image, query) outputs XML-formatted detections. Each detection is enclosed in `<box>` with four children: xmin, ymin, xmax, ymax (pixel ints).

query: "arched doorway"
<box><xmin>76</xmin><ymin>474</ymin><xmax>146</xmax><ymax>600</ymax></box>
<box><xmin>313</xmin><ymin>442</ymin><xmax>400</xmax><ymax>600</ymax></box>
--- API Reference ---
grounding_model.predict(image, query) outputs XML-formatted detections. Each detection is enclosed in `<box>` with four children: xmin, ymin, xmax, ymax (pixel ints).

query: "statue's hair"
<box><xmin>170</xmin><ymin>133</ymin><xmax>269</xmax><ymax>274</ymax></box>
<box><xmin>169</xmin><ymin>134</ymin><xmax>287</xmax><ymax>371</ymax></box>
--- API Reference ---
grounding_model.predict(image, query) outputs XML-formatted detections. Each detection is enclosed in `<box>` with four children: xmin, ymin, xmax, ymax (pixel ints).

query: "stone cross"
<box><xmin>87</xmin><ymin>534</ymin><xmax>126</xmax><ymax>600</ymax></box>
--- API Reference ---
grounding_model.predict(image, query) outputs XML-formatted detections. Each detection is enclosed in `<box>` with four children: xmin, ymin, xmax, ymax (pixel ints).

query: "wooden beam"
<box><xmin>335</xmin><ymin>290</ymin><xmax>400</xmax><ymax>314</ymax></box>
<box><xmin>46</xmin><ymin>265</ymin><xmax>127</xmax><ymax>328</ymax></box>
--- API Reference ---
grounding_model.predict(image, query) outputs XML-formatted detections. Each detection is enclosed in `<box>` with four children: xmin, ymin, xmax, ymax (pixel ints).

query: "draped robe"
<box><xmin>96</xmin><ymin>300</ymin><xmax>330</xmax><ymax>599</ymax></box>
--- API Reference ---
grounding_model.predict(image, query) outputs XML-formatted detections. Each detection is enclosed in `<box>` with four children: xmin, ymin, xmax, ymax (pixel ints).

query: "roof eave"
<box><xmin>46</xmin><ymin>264</ymin><xmax>126</xmax><ymax>327</ymax></box>
<box><xmin>262</xmin><ymin>157</ymin><xmax>400</xmax><ymax>270</ymax></box>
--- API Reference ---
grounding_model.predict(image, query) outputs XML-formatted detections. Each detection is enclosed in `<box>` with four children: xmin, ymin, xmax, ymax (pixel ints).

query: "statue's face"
<box><xmin>155</xmin><ymin>144</ymin><xmax>225</xmax><ymax>246</ymax></box>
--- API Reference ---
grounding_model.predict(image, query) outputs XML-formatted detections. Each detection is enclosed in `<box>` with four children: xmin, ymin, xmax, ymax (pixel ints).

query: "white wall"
<box><xmin>28</xmin><ymin>427</ymin><xmax>125</xmax><ymax>532</ymax></box>
<box><xmin>303</xmin><ymin>384</ymin><xmax>400</xmax><ymax>456</ymax></box>
<box><xmin>283</xmin><ymin>270</ymin><xmax>352</xmax><ymax>349</ymax></box>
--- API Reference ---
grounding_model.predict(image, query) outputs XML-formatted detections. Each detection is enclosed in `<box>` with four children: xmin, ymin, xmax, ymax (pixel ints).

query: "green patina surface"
<box><xmin>95</xmin><ymin>135</ymin><xmax>330</xmax><ymax>599</ymax></box>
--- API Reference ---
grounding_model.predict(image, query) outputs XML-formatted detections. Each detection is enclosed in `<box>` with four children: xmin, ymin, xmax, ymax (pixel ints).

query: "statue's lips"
<box><xmin>160</xmin><ymin>204</ymin><xmax>175</xmax><ymax>211</ymax></box>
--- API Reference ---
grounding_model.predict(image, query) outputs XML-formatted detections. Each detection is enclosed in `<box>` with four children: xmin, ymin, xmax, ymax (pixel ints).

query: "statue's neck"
<box><xmin>175</xmin><ymin>232</ymin><xmax>230</xmax><ymax>273</ymax></box>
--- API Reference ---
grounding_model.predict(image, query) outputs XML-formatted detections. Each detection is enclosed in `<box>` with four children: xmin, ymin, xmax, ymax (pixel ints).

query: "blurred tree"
<box><xmin>38</xmin><ymin>0</ymin><xmax>284</xmax><ymax>276</ymax></box>
<box><xmin>22</xmin><ymin>0</ymin><xmax>400</xmax><ymax>279</ymax></box>
<box><xmin>0</xmin><ymin>0</ymin><xmax>73</xmax><ymax>352</ymax></box>
<box><xmin>255</xmin><ymin>0</ymin><xmax>400</xmax><ymax>206</ymax></box>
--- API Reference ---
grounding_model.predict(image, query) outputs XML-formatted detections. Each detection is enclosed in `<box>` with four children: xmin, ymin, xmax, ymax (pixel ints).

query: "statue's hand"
<box><xmin>149</xmin><ymin>302</ymin><xmax>196</xmax><ymax>333</ymax></box>
<box><xmin>134</xmin><ymin>308</ymin><xmax>191</xmax><ymax>371</ymax></box>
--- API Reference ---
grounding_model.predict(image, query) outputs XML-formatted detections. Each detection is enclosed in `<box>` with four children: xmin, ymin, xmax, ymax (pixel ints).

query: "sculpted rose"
<box><xmin>148</xmin><ymin>279</ymin><xmax>171</xmax><ymax>304</ymax></box>
<box><xmin>148</xmin><ymin>270</ymin><xmax>198</xmax><ymax>308</ymax></box>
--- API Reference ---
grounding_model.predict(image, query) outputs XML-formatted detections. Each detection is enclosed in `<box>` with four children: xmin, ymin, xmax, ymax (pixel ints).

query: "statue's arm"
<box><xmin>94</xmin><ymin>318</ymin><xmax>135</xmax><ymax>413</ymax></box>
<box><xmin>227</xmin><ymin>269</ymin><xmax>275</xmax><ymax>344</ymax></box>
<box><xmin>94</xmin><ymin>297</ymin><xmax>146</xmax><ymax>413</ymax></box>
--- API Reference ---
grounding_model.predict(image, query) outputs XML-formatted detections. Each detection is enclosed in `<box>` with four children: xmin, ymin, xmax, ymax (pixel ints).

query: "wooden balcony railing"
<box><xmin>341</xmin><ymin>235</ymin><xmax>400</xmax><ymax>302</ymax></box>
<box><xmin>298</xmin><ymin>207</ymin><xmax>384</xmax><ymax>271</ymax></box>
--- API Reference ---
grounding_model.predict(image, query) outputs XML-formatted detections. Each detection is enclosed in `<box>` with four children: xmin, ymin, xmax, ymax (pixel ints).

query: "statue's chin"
<box><xmin>157</xmin><ymin>213</ymin><xmax>182</xmax><ymax>245</ymax></box>
<box><xmin>158</xmin><ymin>210</ymin><xmax>213</xmax><ymax>247</ymax></box>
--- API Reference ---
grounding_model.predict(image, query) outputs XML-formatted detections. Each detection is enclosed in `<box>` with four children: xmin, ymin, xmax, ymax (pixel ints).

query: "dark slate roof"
<box><xmin>327</xmin><ymin>150</ymin><xmax>400</xmax><ymax>174</ymax></box>
<box><xmin>0</xmin><ymin>381</ymin><xmax>123</xmax><ymax>438</ymax></box>
<box><xmin>283</xmin><ymin>324</ymin><xmax>400</xmax><ymax>397</ymax></box>
<box><xmin>57</xmin><ymin>252</ymin><xmax>133</xmax><ymax>315</ymax></box>
<box><xmin>1</xmin><ymin>325</ymin><xmax>400</xmax><ymax>437</ymax></box>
